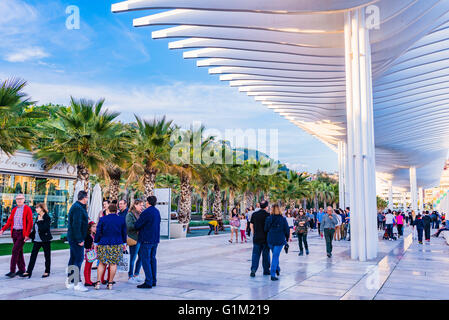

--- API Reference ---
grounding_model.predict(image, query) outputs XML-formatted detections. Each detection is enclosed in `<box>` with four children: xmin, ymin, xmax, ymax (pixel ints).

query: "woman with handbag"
<box><xmin>94</xmin><ymin>203</ymin><xmax>127</xmax><ymax>290</ymax></box>
<box><xmin>20</xmin><ymin>203</ymin><xmax>53</xmax><ymax>278</ymax></box>
<box><xmin>83</xmin><ymin>222</ymin><xmax>97</xmax><ymax>286</ymax></box>
<box><xmin>228</xmin><ymin>208</ymin><xmax>240</xmax><ymax>243</ymax></box>
<box><xmin>126</xmin><ymin>200</ymin><xmax>143</xmax><ymax>283</ymax></box>
<box><xmin>295</xmin><ymin>208</ymin><xmax>310</xmax><ymax>256</ymax></box>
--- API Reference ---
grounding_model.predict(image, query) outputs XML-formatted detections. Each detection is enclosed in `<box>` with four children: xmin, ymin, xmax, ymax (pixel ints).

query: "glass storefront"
<box><xmin>0</xmin><ymin>174</ymin><xmax>75</xmax><ymax>229</ymax></box>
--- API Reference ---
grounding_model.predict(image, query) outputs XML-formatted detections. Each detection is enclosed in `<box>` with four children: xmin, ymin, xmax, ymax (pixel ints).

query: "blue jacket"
<box><xmin>94</xmin><ymin>214</ymin><xmax>127</xmax><ymax>245</ymax></box>
<box><xmin>317</xmin><ymin>211</ymin><xmax>325</xmax><ymax>223</ymax></box>
<box><xmin>118</xmin><ymin>207</ymin><xmax>128</xmax><ymax>219</ymax></box>
<box><xmin>67</xmin><ymin>201</ymin><xmax>89</xmax><ymax>244</ymax></box>
<box><xmin>264</xmin><ymin>215</ymin><xmax>290</xmax><ymax>246</ymax></box>
<box><xmin>135</xmin><ymin>206</ymin><xmax>161</xmax><ymax>244</ymax></box>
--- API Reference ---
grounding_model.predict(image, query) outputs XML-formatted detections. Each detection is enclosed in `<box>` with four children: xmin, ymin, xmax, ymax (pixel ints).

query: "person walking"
<box><xmin>126</xmin><ymin>200</ymin><xmax>143</xmax><ymax>283</ymax></box>
<box><xmin>0</xmin><ymin>194</ymin><xmax>33</xmax><ymax>278</ymax></box>
<box><xmin>320</xmin><ymin>206</ymin><xmax>338</xmax><ymax>258</ymax></box>
<box><xmin>334</xmin><ymin>209</ymin><xmax>342</xmax><ymax>241</ymax></box>
<box><xmin>239</xmin><ymin>214</ymin><xmax>248</xmax><ymax>243</ymax></box>
<box><xmin>345</xmin><ymin>207</ymin><xmax>351</xmax><ymax>241</ymax></box>
<box><xmin>385</xmin><ymin>210</ymin><xmax>395</xmax><ymax>240</ymax></box>
<box><xmin>246</xmin><ymin>206</ymin><xmax>255</xmax><ymax>237</ymax></box>
<box><xmin>229</xmin><ymin>208</ymin><xmax>240</xmax><ymax>243</ymax></box>
<box><xmin>396</xmin><ymin>211</ymin><xmax>404</xmax><ymax>238</ymax></box>
<box><xmin>339</xmin><ymin>209</ymin><xmax>347</xmax><ymax>240</ymax></box>
<box><xmin>377</xmin><ymin>211</ymin><xmax>384</xmax><ymax>231</ymax></box>
<box><xmin>286</xmin><ymin>212</ymin><xmax>295</xmax><ymax>242</ymax></box>
<box><xmin>422</xmin><ymin>211</ymin><xmax>432</xmax><ymax>242</ymax></box>
<box><xmin>83</xmin><ymin>222</ymin><xmax>96</xmax><ymax>286</ymax></box>
<box><xmin>66</xmin><ymin>190</ymin><xmax>89</xmax><ymax>291</ymax></box>
<box><xmin>264</xmin><ymin>204</ymin><xmax>289</xmax><ymax>281</ymax></box>
<box><xmin>94</xmin><ymin>203</ymin><xmax>127</xmax><ymax>290</ymax></box>
<box><xmin>414</xmin><ymin>214</ymin><xmax>425</xmax><ymax>244</ymax></box>
<box><xmin>295</xmin><ymin>208</ymin><xmax>310</xmax><ymax>256</ymax></box>
<box><xmin>20</xmin><ymin>203</ymin><xmax>53</xmax><ymax>278</ymax></box>
<box><xmin>249</xmin><ymin>201</ymin><xmax>271</xmax><ymax>277</ymax></box>
<box><xmin>316</xmin><ymin>208</ymin><xmax>325</xmax><ymax>237</ymax></box>
<box><xmin>134</xmin><ymin>196</ymin><xmax>161</xmax><ymax>289</ymax></box>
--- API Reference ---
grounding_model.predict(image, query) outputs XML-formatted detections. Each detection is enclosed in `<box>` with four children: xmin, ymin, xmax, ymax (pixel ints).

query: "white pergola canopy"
<box><xmin>112</xmin><ymin>0</ymin><xmax>449</xmax><ymax>190</ymax></box>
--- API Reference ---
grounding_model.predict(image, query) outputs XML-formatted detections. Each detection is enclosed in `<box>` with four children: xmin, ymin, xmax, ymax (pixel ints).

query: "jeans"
<box><xmin>68</xmin><ymin>241</ymin><xmax>84</xmax><ymax>283</ymax></box>
<box><xmin>27</xmin><ymin>241</ymin><xmax>51</xmax><ymax>274</ymax></box>
<box><xmin>424</xmin><ymin>226</ymin><xmax>431</xmax><ymax>240</ymax></box>
<box><xmin>208</xmin><ymin>225</ymin><xmax>215</xmax><ymax>235</ymax></box>
<box><xmin>417</xmin><ymin>228</ymin><xmax>423</xmax><ymax>242</ymax></box>
<box><xmin>139</xmin><ymin>243</ymin><xmax>158</xmax><ymax>286</ymax></box>
<box><xmin>386</xmin><ymin>224</ymin><xmax>394</xmax><ymax>239</ymax></box>
<box><xmin>297</xmin><ymin>233</ymin><xmax>308</xmax><ymax>252</ymax></box>
<box><xmin>397</xmin><ymin>224</ymin><xmax>403</xmax><ymax>237</ymax></box>
<box><xmin>128</xmin><ymin>243</ymin><xmax>142</xmax><ymax>278</ymax></box>
<box><xmin>268</xmin><ymin>244</ymin><xmax>282</xmax><ymax>277</ymax></box>
<box><xmin>323</xmin><ymin>228</ymin><xmax>335</xmax><ymax>255</ymax></box>
<box><xmin>250</xmin><ymin>242</ymin><xmax>270</xmax><ymax>273</ymax></box>
<box><xmin>435</xmin><ymin>227</ymin><xmax>449</xmax><ymax>237</ymax></box>
<box><xmin>11</xmin><ymin>229</ymin><xmax>26</xmax><ymax>273</ymax></box>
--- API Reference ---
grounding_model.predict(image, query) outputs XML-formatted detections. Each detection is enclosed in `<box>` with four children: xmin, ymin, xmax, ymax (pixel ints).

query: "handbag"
<box><xmin>127</xmin><ymin>236</ymin><xmax>137</xmax><ymax>246</ymax></box>
<box><xmin>117</xmin><ymin>253</ymin><xmax>130</xmax><ymax>273</ymax></box>
<box><xmin>85</xmin><ymin>249</ymin><xmax>97</xmax><ymax>263</ymax></box>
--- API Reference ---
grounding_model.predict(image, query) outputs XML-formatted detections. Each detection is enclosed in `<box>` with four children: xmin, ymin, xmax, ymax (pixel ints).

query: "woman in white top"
<box><xmin>286</xmin><ymin>212</ymin><xmax>295</xmax><ymax>242</ymax></box>
<box><xmin>334</xmin><ymin>209</ymin><xmax>342</xmax><ymax>241</ymax></box>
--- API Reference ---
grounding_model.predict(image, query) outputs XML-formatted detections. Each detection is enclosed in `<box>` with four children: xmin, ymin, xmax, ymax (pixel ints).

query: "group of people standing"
<box><xmin>1</xmin><ymin>192</ymin><xmax>161</xmax><ymax>292</ymax></box>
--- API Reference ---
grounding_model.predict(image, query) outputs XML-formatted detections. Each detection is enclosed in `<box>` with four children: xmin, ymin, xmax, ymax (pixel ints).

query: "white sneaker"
<box><xmin>128</xmin><ymin>277</ymin><xmax>138</xmax><ymax>284</ymax></box>
<box><xmin>74</xmin><ymin>283</ymin><xmax>88</xmax><ymax>292</ymax></box>
<box><xmin>65</xmin><ymin>280</ymin><xmax>74</xmax><ymax>290</ymax></box>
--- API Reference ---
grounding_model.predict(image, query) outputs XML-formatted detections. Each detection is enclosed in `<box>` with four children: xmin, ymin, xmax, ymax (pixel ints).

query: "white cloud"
<box><xmin>5</xmin><ymin>47</ymin><xmax>49</xmax><ymax>62</ymax></box>
<box><xmin>284</xmin><ymin>162</ymin><xmax>309</xmax><ymax>171</ymax></box>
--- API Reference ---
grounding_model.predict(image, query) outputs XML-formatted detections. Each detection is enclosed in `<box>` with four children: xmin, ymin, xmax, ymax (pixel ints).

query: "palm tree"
<box><xmin>170</xmin><ymin>126</ymin><xmax>214</xmax><ymax>224</ymax></box>
<box><xmin>35</xmin><ymin>97</ymin><xmax>120</xmax><ymax>191</ymax></box>
<box><xmin>0</xmin><ymin>78</ymin><xmax>43</xmax><ymax>155</ymax></box>
<box><xmin>127</xmin><ymin>116</ymin><xmax>173</xmax><ymax>198</ymax></box>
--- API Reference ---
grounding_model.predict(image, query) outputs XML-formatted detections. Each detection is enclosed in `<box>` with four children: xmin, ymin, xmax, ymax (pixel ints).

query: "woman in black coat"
<box><xmin>21</xmin><ymin>203</ymin><xmax>53</xmax><ymax>278</ymax></box>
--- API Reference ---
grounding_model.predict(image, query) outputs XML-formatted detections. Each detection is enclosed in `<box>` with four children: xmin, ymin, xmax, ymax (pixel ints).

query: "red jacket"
<box><xmin>1</xmin><ymin>205</ymin><xmax>33</xmax><ymax>238</ymax></box>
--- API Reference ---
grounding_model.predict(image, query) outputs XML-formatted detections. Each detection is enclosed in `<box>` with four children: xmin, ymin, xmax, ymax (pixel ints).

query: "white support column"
<box><xmin>344</xmin><ymin>142</ymin><xmax>350</xmax><ymax>210</ymax></box>
<box><xmin>402</xmin><ymin>193</ymin><xmax>407</xmax><ymax>211</ymax></box>
<box><xmin>410</xmin><ymin>166</ymin><xmax>418</xmax><ymax>213</ymax></box>
<box><xmin>344</xmin><ymin>9</ymin><xmax>377</xmax><ymax>261</ymax></box>
<box><xmin>338</xmin><ymin>141</ymin><xmax>346</xmax><ymax>210</ymax></box>
<box><xmin>418</xmin><ymin>187</ymin><xmax>424</xmax><ymax>212</ymax></box>
<box><xmin>388</xmin><ymin>181</ymin><xmax>393</xmax><ymax>210</ymax></box>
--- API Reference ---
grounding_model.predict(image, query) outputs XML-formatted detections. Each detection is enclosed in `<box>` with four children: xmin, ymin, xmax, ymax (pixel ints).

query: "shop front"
<box><xmin>0</xmin><ymin>151</ymin><xmax>77</xmax><ymax>230</ymax></box>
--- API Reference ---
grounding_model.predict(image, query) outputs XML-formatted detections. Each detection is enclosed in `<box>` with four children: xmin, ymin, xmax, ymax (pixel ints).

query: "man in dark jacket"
<box><xmin>118</xmin><ymin>199</ymin><xmax>129</xmax><ymax>218</ymax></box>
<box><xmin>249</xmin><ymin>201</ymin><xmax>271</xmax><ymax>277</ymax></box>
<box><xmin>135</xmin><ymin>195</ymin><xmax>161</xmax><ymax>289</ymax></box>
<box><xmin>66</xmin><ymin>190</ymin><xmax>89</xmax><ymax>291</ymax></box>
<box><xmin>422</xmin><ymin>211</ymin><xmax>432</xmax><ymax>242</ymax></box>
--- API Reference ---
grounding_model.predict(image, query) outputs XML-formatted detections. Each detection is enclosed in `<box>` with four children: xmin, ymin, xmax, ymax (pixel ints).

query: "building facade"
<box><xmin>0</xmin><ymin>151</ymin><xmax>77</xmax><ymax>229</ymax></box>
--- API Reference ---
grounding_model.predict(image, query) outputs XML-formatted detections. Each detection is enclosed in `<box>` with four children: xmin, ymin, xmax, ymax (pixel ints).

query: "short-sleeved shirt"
<box><xmin>250</xmin><ymin>209</ymin><xmax>270</xmax><ymax>244</ymax></box>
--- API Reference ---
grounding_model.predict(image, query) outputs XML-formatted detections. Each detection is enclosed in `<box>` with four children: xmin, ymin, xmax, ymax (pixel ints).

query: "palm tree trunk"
<box><xmin>201</xmin><ymin>187</ymin><xmax>208</xmax><ymax>220</ymax></box>
<box><xmin>241</xmin><ymin>192</ymin><xmax>247</xmax><ymax>214</ymax></box>
<box><xmin>213</xmin><ymin>184</ymin><xmax>222</xmax><ymax>221</ymax></box>
<box><xmin>264</xmin><ymin>190</ymin><xmax>270</xmax><ymax>203</ymax></box>
<box><xmin>247</xmin><ymin>191</ymin><xmax>254</xmax><ymax>209</ymax></box>
<box><xmin>76</xmin><ymin>164</ymin><xmax>89</xmax><ymax>192</ymax></box>
<box><xmin>109</xmin><ymin>178</ymin><xmax>120</xmax><ymax>202</ymax></box>
<box><xmin>143</xmin><ymin>167</ymin><xmax>157</xmax><ymax>198</ymax></box>
<box><xmin>178</xmin><ymin>172</ymin><xmax>192</xmax><ymax>224</ymax></box>
<box><xmin>228</xmin><ymin>189</ymin><xmax>235</xmax><ymax>217</ymax></box>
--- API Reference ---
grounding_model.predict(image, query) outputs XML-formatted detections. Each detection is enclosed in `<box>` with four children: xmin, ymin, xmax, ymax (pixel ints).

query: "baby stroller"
<box><xmin>383</xmin><ymin>226</ymin><xmax>397</xmax><ymax>240</ymax></box>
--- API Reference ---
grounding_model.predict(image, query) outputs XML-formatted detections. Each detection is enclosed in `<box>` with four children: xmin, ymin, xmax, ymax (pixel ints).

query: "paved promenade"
<box><xmin>0</xmin><ymin>226</ymin><xmax>448</xmax><ymax>300</ymax></box>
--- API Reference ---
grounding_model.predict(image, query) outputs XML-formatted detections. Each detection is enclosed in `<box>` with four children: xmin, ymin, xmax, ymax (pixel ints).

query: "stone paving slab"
<box><xmin>0</xmin><ymin>226</ymin><xmax>447</xmax><ymax>300</ymax></box>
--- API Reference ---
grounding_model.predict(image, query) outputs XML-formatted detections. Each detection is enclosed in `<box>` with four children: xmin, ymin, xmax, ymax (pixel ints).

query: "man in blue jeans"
<box><xmin>66</xmin><ymin>190</ymin><xmax>89</xmax><ymax>292</ymax></box>
<box><xmin>135</xmin><ymin>195</ymin><xmax>161</xmax><ymax>289</ymax></box>
<box><xmin>249</xmin><ymin>201</ymin><xmax>271</xmax><ymax>277</ymax></box>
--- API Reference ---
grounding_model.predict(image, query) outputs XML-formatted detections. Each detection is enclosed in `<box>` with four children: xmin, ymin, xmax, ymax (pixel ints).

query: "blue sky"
<box><xmin>0</xmin><ymin>0</ymin><xmax>337</xmax><ymax>173</ymax></box>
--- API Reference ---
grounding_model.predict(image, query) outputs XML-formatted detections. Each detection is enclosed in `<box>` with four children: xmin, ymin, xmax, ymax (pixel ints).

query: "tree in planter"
<box><xmin>127</xmin><ymin>116</ymin><xmax>173</xmax><ymax>198</ymax></box>
<box><xmin>35</xmin><ymin>97</ymin><xmax>120</xmax><ymax>191</ymax></box>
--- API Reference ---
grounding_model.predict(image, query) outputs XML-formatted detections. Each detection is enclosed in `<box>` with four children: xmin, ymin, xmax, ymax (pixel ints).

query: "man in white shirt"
<box><xmin>385</xmin><ymin>210</ymin><xmax>395</xmax><ymax>240</ymax></box>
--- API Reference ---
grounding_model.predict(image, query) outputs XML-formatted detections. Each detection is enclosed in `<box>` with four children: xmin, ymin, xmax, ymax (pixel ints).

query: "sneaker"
<box><xmin>137</xmin><ymin>283</ymin><xmax>152</xmax><ymax>289</ymax></box>
<box><xmin>263</xmin><ymin>271</ymin><xmax>271</xmax><ymax>276</ymax></box>
<box><xmin>276</xmin><ymin>269</ymin><xmax>280</xmax><ymax>276</ymax></box>
<box><xmin>298</xmin><ymin>251</ymin><xmax>304</xmax><ymax>256</ymax></box>
<box><xmin>306</xmin><ymin>249</ymin><xmax>309</xmax><ymax>255</ymax></box>
<box><xmin>327</xmin><ymin>253</ymin><xmax>331</xmax><ymax>258</ymax></box>
<box><xmin>74</xmin><ymin>283</ymin><xmax>88</xmax><ymax>292</ymax></box>
<box><xmin>15</xmin><ymin>271</ymin><xmax>24</xmax><ymax>277</ymax></box>
<box><xmin>65</xmin><ymin>280</ymin><xmax>74</xmax><ymax>289</ymax></box>
<box><xmin>250</xmin><ymin>271</ymin><xmax>255</xmax><ymax>277</ymax></box>
<box><xmin>5</xmin><ymin>272</ymin><xmax>16</xmax><ymax>278</ymax></box>
<box><xmin>270</xmin><ymin>276</ymin><xmax>279</xmax><ymax>281</ymax></box>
